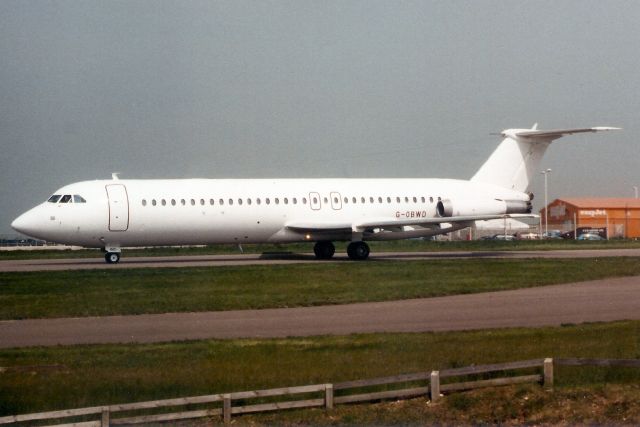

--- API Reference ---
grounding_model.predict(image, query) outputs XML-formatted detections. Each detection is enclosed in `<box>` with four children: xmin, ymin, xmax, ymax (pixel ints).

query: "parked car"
<box><xmin>490</xmin><ymin>234</ymin><xmax>517</xmax><ymax>241</ymax></box>
<box><xmin>577</xmin><ymin>233</ymin><xmax>605</xmax><ymax>241</ymax></box>
<box><xmin>517</xmin><ymin>232</ymin><xmax>540</xmax><ymax>240</ymax></box>
<box><xmin>542</xmin><ymin>230</ymin><xmax>563</xmax><ymax>239</ymax></box>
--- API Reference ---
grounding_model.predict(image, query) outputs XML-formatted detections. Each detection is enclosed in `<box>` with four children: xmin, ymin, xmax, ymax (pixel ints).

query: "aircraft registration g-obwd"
<box><xmin>12</xmin><ymin>125</ymin><xmax>619</xmax><ymax>263</ymax></box>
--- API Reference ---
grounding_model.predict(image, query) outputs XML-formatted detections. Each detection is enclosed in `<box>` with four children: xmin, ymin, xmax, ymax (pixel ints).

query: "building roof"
<box><xmin>553</xmin><ymin>198</ymin><xmax>640</xmax><ymax>209</ymax></box>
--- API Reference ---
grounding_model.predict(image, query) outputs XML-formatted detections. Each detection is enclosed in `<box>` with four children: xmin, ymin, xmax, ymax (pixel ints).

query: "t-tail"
<box><xmin>471</xmin><ymin>124</ymin><xmax>621</xmax><ymax>192</ymax></box>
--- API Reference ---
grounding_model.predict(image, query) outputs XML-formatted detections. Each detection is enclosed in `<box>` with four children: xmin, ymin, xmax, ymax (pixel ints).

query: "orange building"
<box><xmin>541</xmin><ymin>198</ymin><xmax>640</xmax><ymax>239</ymax></box>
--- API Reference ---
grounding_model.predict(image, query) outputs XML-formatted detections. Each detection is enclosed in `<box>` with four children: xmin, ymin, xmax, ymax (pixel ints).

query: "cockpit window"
<box><xmin>60</xmin><ymin>195</ymin><xmax>72</xmax><ymax>203</ymax></box>
<box><xmin>48</xmin><ymin>195</ymin><xmax>62</xmax><ymax>203</ymax></box>
<box><xmin>73</xmin><ymin>195</ymin><xmax>86</xmax><ymax>203</ymax></box>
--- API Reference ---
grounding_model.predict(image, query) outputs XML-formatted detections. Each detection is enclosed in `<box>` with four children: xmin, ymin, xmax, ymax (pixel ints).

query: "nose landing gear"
<box><xmin>102</xmin><ymin>245</ymin><xmax>122</xmax><ymax>264</ymax></box>
<box><xmin>105</xmin><ymin>252</ymin><xmax>121</xmax><ymax>264</ymax></box>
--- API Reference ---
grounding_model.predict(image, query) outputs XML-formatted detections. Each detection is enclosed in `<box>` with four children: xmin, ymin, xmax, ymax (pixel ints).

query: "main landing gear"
<box><xmin>347</xmin><ymin>241</ymin><xmax>370</xmax><ymax>261</ymax></box>
<box><xmin>313</xmin><ymin>241</ymin><xmax>370</xmax><ymax>261</ymax></box>
<box><xmin>313</xmin><ymin>241</ymin><xmax>335</xmax><ymax>259</ymax></box>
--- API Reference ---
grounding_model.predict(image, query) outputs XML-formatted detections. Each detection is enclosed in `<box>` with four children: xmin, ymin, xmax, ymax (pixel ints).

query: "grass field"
<box><xmin>2</xmin><ymin>257</ymin><xmax>640</xmax><ymax>319</ymax></box>
<box><xmin>2</xmin><ymin>238</ymin><xmax>640</xmax><ymax>260</ymax></box>
<box><xmin>1</xmin><ymin>321</ymin><xmax>639</xmax><ymax>421</ymax></box>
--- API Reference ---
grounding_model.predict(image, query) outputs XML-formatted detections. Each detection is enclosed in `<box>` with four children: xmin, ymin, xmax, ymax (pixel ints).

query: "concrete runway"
<box><xmin>2</xmin><ymin>248</ymin><xmax>640</xmax><ymax>272</ymax></box>
<box><xmin>1</xmin><ymin>275</ymin><xmax>639</xmax><ymax>348</ymax></box>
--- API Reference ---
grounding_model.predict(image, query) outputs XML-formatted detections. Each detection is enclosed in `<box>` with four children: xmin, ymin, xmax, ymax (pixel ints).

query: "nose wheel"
<box><xmin>105</xmin><ymin>252</ymin><xmax>121</xmax><ymax>264</ymax></box>
<box><xmin>347</xmin><ymin>241</ymin><xmax>370</xmax><ymax>260</ymax></box>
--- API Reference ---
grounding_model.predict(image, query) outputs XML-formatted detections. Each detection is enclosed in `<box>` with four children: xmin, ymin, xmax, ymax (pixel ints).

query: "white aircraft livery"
<box><xmin>11</xmin><ymin>125</ymin><xmax>619</xmax><ymax>263</ymax></box>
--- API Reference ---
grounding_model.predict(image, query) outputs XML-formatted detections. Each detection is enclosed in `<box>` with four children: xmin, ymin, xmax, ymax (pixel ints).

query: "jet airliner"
<box><xmin>11</xmin><ymin>125</ymin><xmax>619</xmax><ymax>263</ymax></box>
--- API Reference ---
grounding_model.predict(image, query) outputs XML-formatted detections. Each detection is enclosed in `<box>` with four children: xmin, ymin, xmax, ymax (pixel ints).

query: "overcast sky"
<box><xmin>1</xmin><ymin>0</ymin><xmax>638</xmax><ymax>234</ymax></box>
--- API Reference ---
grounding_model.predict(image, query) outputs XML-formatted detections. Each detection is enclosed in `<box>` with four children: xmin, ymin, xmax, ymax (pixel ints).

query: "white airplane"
<box><xmin>11</xmin><ymin>125</ymin><xmax>619</xmax><ymax>263</ymax></box>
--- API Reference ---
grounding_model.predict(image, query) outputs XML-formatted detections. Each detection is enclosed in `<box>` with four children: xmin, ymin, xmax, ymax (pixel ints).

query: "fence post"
<box><xmin>544</xmin><ymin>358</ymin><xmax>554</xmax><ymax>389</ymax></box>
<box><xmin>101</xmin><ymin>409</ymin><xmax>110</xmax><ymax>427</ymax></box>
<box><xmin>223</xmin><ymin>394</ymin><xmax>232</xmax><ymax>424</ymax></box>
<box><xmin>325</xmin><ymin>384</ymin><xmax>334</xmax><ymax>410</ymax></box>
<box><xmin>430</xmin><ymin>371</ymin><xmax>440</xmax><ymax>402</ymax></box>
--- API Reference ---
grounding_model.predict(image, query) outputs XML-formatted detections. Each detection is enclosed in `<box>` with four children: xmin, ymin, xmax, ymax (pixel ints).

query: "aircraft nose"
<box><xmin>11</xmin><ymin>209</ymin><xmax>41</xmax><ymax>237</ymax></box>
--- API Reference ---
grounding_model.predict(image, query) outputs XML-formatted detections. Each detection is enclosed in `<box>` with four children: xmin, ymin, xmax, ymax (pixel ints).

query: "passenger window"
<box><xmin>60</xmin><ymin>195</ymin><xmax>72</xmax><ymax>203</ymax></box>
<box><xmin>429</xmin><ymin>197</ymin><xmax>433</xmax><ymax>203</ymax></box>
<box><xmin>302</xmin><ymin>197</ymin><xmax>307</xmax><ymax>204</ymax></box>
<box><xmin>413</xmin><ymin>197</ymin><xmax>417</xmax><ymax>203</ymax></box>
<box><xmin>152</xmin><ymin>199</ymin><xmax>157</xmax><ymax>206</ymax></box>
<box><xmin>73</xmin><ymin>195</ymin><xmax>86</xmax><ymax>203</ymax></box>
<box><xmin>361</xmin><ymin>197</ymin><xmax>365</xmax><ymax>204</ymax></box>
<box><xmin>323</xmin><ymin>197</ymin><xmax>328</xmax><ymax>204</ymax></box>
<box><xmin>387</xmin><ymin>197</ymin><xmax>391</xmax><ymax>203</ymax></box>
<box><xmin>238</xmin><ymin>198</ymin><xmax>243</xmax><ymax>205</ymax></box>
<box><xmin>257</xmin><ymin>198</ymin><xmax>261</xmax><ymax>205</ymax></box>
<box><xmin>48</xmin><ymin>195</ymin><xmax>62</xmax><ymax>203</ymax></box>
<box><xmin>275</xmin><ymin>198</ymin><xmax>280</xmax><ymax>204</ymax></box>
<box><xmin>344</xmin><ymin>197</ymin><xmax>348</xmax><ymax>204</ymax></box>
<box><xmin>405</xmin><ymin>197</ymin><xmax>409</xmax><ymax>203</ymax></box>
<box><xmin>396</xmin><ymin>197</ymin><xmax>401</xmax><ymax>203</ymax></box>
<box><xmin>293</xmin><ymin>198</ymin><xmax>297</xmax><ymax>204</ymax></box>
<box><xmin>378</xmin><ymin>197</ymin><xmax>382</xmax><ymax>203</ymax></box>
<box><xmin>191</xmin><ymin>199</ymin><xmax>196</xmax><ymax>206</ymax></box>
<box><xmin>284</xmin><ymin>198</ymin><xmax>288</xmax><ymax>204</ymax></box>
<box><xmin>142</xmin><ymin>199</ymin><xmax>147</xmax><ymax>206</ymax></box>
<box><xmin>370</xmin><ymin>197</ymin><xmax>374</xmax><ymax>203</ymax></box>
<box><xmin>181</xmin><ymin>199</ymin><xmax>186</xmax><ymax>206</ymax></box>
<box><xmin>171</xmin><ymin>199</ymin><xmax>176</xmax><ymax>206</ymax></box>
<box><xmin>266</xmin><ymin>198</ymin><xmax>270</xmax><ymax>205</ymax></box>
<box><xmin>229</xmin><ymin>199</ymin><xmax>233</xmax><ymax>205</ymax></box>
<box><xmin>219</xmin><ymin>199</ymin><xmax>224</xmax><ymax>205</ymax></box>
<box><xmin>312</xmin><ymin>197</ymin><xmax>318</xmax><ymax>204</ymax></box>
<box><xmin>334</xmin><ymin>197</ymin><xmax>339</xmax><ymax>204</ymax></box>
<box><xmin>210</xmin><ymin>199</ymin><xmax>214</xmax><ymax>205</ymax></box>
<box><xmin>352</xmin><ymin>197</ymin><xmax>357</xmax><ymax>204</ymax></box>
<box><xmin>200</xmin><ymin>199</ymin><xmax>205</xmax><ymax>206</ymax></box>
<box><xmin>161</xmin><ymin>199</ymin><xmax>167</xmax><ymax>206</ymax></box>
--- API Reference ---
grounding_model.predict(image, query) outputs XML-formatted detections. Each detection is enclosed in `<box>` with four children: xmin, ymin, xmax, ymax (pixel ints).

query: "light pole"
<box><xmin>541</xmin><ymin>169</ymin><xmax>552</xmax><ymax>237</ymax></box>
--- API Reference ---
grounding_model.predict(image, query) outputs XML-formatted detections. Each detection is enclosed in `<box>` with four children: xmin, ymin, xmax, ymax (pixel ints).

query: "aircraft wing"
<box><xmin>286</xmin><ymin>222</ymin><xmax>353</xmax><ymax>233</ymax></box>
<box><xmin>286</xmin><ymin>214</ymin><xmax>537</xmax><ymax>234</ymax></box>
<box><xmin>353</xmin><ymin>214</ymin><xmax>535</xmax><ymax>230</ymax></box>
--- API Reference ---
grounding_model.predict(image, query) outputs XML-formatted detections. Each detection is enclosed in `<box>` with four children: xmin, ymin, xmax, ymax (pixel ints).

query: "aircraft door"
<box><xmin>309</xmin><ymin>192</ymin><xmax>321</xmax><ymax>210</ymax></box>
<box><xmin>330</xmin><ymin>192</ymin><xmax>342</xmax><ymax>210</ymax></box>
<box><xmin>106</xmin><ymin>184</ymin><xmax>129</xmax><ymax>231</ymax></box>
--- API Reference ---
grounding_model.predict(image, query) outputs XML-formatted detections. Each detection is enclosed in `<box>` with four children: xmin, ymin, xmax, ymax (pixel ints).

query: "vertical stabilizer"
<box><xmin>471</xmin><ymin>125</ymin><xmax>620</xmax><ymax>192</ymax></box>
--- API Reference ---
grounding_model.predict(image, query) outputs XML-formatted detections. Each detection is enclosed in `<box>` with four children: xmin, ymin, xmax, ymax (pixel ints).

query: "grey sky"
<box><xmin>1</xmin><ymin>1</ymin><xmax>638</xmax><ymax>234</ymax></box>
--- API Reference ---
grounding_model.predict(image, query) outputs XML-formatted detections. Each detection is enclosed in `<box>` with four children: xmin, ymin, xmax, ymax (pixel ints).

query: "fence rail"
<box><xmin>1</xmin><ymin>357</ymin><xmax>637</xmax><ymax>426</ymax></box>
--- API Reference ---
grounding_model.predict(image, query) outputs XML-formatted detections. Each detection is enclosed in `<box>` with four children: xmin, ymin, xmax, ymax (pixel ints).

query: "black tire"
<box><xmin>105</xmin><ymin>252</ymin><xmax>121</xmax><ymax>264</ymax></box>
<box><xmin>347</xmin><ymin>241</ymin><xmax>370</xmax><ymax>260</ymax></box>
<box><xmin>313</xmin><ymin>241</ymin><xmax>335</xmax><ymax>259</ymax></box>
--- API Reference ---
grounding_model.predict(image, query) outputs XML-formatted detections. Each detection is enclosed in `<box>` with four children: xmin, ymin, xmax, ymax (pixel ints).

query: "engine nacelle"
<box><xmin>436</xmin><ymin>199</ymin><xmax>531</xmax><ymax>217</ymax></box>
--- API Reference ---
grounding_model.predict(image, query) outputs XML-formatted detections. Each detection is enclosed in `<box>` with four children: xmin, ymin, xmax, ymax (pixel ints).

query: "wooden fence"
<box><xmin>1</xmin><ymin>357</ymin><xmax>638</xmax><ymax>426</ymax></box>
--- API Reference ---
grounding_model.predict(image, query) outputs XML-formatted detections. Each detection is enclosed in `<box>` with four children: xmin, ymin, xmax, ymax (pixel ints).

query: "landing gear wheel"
<box><xmin>313</xmin><ymin>241</ymin><xmax>335</xmax><ymax>259</ymax></box>
<box><xmin>347</xmin><ymin>241</ymin><xmax>370</xmax><ymax>261</ymax></box>
<box><xmin>105</xmin><ymin>252</ymin><xmax>121</xmax><ymax>264</ymax></box>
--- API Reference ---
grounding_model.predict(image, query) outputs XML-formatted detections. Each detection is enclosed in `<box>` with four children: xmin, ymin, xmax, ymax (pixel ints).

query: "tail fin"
<box><xmin>471</xmin><ymin>125</ymin><xmax>620</xmax><ymax>192</ymax></box>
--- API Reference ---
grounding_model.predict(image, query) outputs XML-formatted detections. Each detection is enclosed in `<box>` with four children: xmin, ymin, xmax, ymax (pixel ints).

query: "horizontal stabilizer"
<box><xmin>506</xmin><ymin>126</ymin><xmax>621</xmax><ymax>141</ymax></box>
<box><xmin>472</xmin><ymin>124</ymin><xmax>621</xmax><ymax>192</ymax></box>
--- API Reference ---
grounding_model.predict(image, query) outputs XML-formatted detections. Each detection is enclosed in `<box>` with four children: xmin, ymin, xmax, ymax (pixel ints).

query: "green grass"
<box><xmin>2</xmin><ymin>257</ymin><xmax>640</xmax><ymax>319</ymax></box>
<box><xmin>2</xmin><ymin>238</ymin><xmax>640</xmax><ymax>260</ymax></box>
<box><xmin>1</xmin><ymin>321</ymin><xmax>638</xmax><ymax>417</ymax></box>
